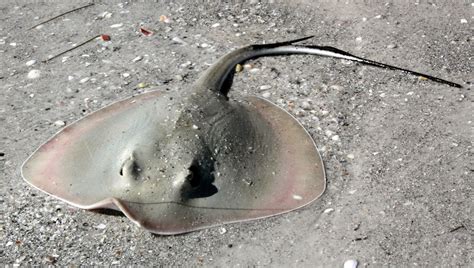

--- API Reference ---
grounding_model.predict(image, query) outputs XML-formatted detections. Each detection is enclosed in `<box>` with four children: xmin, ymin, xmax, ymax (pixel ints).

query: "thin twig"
<box><xmin>43</xmin><ymin>34</ymin><xmax>100</xmax><ymax>63</ymax></box>
<box><xmin>29</xmin><ymin>2</ymin><xmax>95</xmax><ymax>30</ymax></box>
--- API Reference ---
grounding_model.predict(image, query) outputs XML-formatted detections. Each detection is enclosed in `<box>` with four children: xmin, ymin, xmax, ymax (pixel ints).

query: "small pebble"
<box><xmin>344</xmin><ymin>259</ymin><xmax>358</xmax><ymax>268</ymax></box>
<box><xmin>323</xmin><ymin>208</ymin><xmax>334</xmax><ymax>214</ymax></box>
<box><xmin>79</xmin><ymin>77</ymin><xmax>90</xmax><ymax>83</ymax></box>
<box><xmin>54</xmin><ymin>120</ymin><xmax>66</xmax><ymax>127</ymax></box>
<box><xmin>44</xmin><ymin>255</ymin><xmax>57</xmax><ymax>264</ymax></box>
<box><xmin>218</xmin><ymin>227</ymin><xmax>227</xmax><ymax>234</ymax></box>
<box><xmin>347</xmin><ymin>154</ymin><xmax>355</xmax><ymax>159</ymax></box>
<box><xmin>460</xmin><ymin>19</ymin><xmax>467</xmax><ymax>24</ymax></box>
<box><xmin>235</xmin><ymin>64</ymin><xmax>243</xmax><ymax>72</ymax></box>
<box><xmin>137</xmin><ymin>82</ymin><xmax>147</xmax><ymax>88</ymax></box>
<box><xmin>331</xmin><ymin>135</ymin><xmax>340</xmax><ymax>141</ymax></box>
<box><xmin>98</xmin><ymin>11</ymin><xmax>112</xmax><ymax>19</ymax></box>
<box><xmin>262</xmin><ymin>92</ymin><xmax>271</xmax><ymax>98</ymax></box>
<box><xmin>132</xmin><ymin>56</ymin><xmax>143</xmax><ymax>62</ymax></box>
<box><xmin>211</xmin><ymin>23</ymin><xmax>220</xmax><ymax>28</ymax></box>
<box><xmin>387</xmin><ymin>44</ymin><xmax>397</xmax><ymax>49</ymax></box>
<box><xmin>27</xmin><ymin>69</ymin><xmax>41</xmax><ymax>79</ymax></box>
<box><xmin>9</xmin><ymin>42</ymin><xmax>16</xmax><ymax>47</ymax></box>
<box><xmin>172</xmin><ymin>37</ymin><xmax>187</xmax><ymax>45</ymax></box>
<box><xmin>260</xmin><ymin>85</ymin><xmax>272</xmax><ymax>90</ymax></box>
<box><xmin>249</xmin><ymin>68</ymin><xmax>260</xmax><ymax>73</ymax></box>
<box><xmin>355</xmin><ymin>36</ymin><xmax>362</xmax><ymax>42</ymax></box>
<box><xmin>25</xmin><ymin>60</ymin><xmax>36</xmax><ymax>66</ymax></box>
<box><xmin>122</xmin><ymin>73</ymin><xmax>130</xmax><ymax>78</ymax></box>
<box><xmin>175</xmin><ymin>74</ymin><xmax>183</xmax><ymax>81</ymax></box>
<box><xmin>301</xmin><ymin>101</ymin><xmax>311</xmax><ymax>110</ymax></box>
<box><xmin>159</xmin><ymin>15</ymin><xmax>171</xmax><ymax>23</ymax></box>
<box><xmin>180</xmin><ymin>61</ymin><xmax>192</xmax><ymax>68</ymax></box>
<box><xmin>110</xmin><ymin>23</ymin><xmax>123</xmax><ymax>28</ymax></box>
<box><xmin>95</xmin><ymin>223</ymin><xmax>106</xmax><ymax>229</ymax></box>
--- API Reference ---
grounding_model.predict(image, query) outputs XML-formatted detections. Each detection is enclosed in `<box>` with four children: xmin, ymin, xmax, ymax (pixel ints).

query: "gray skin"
<box><xmin>22</xmin><ymin>36</ymin><xmax>461</xmax><ymax>234</ymax></box>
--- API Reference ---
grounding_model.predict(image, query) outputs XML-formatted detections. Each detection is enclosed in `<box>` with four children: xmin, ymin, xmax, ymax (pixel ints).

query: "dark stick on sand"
<box><xmin>29</xmin><ymin>3</ymin><xmax>95</xmax><ymax>30</ymax></box>
<box><xmin>43</xmin><ymin>34</ymin><xmax>100</xmax><ymax>63</ymax></box>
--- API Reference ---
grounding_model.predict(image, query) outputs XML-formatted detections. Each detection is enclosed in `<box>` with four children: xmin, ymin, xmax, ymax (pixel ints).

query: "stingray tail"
<box><xmin>196</xmin><ymin>36</ymin><xmax>462</xmax><ymax>96</ymax></box>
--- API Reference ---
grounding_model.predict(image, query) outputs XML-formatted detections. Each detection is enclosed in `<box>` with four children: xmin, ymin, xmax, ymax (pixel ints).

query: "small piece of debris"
<box><xmin>260</xmin><ymin>85</ymin><xmax>272</xmax><ymax>90</ymax></box>
<box><xmin>355</xmin><ymin>36</ymin><xmax>362</xmax><ymax>42</ymax></box>
<box><xmin>174</xmin><ymin>74</ymin><xmax>183</xmax><ymax>81</ymax></box>
<box><xmin>44</xmin><ymin>255</ymin><xmax>57</xmax><ymax>264</ymax></box>
<box><xmin>95</xmin><ymin>223</ymin><xmax>106</xmax><ymax>229</ymax></box>
<box><xmin>235</xmin><ymin>64</ymin><xmax>243</xmax><ymax>72</ymax></box>
<box><xmin>347</xmin><ymin>154</ymin><xmax>355</xmax><ymax>159</ymax></box>
<box><xmin>325</xmin><ymin>130</ymin><xmax>334</xmax><ymax>137</ymax></box>
<box><xmin>344</xmin><ymin>259</ymin><xmax>358</xmax><ymax>268</ymax></box>
<box><xmin>211</xmin><ymin>23</ymin><xmax>220</xmax><ymax>28</ymax></box>
<box><xmin>122</xmin><ymin>73</ymin><xmax>130</xmax><ymax>78</ymax></box>
<box><xmin>159</xmin><ymin>15</ymin><xmax>171</xmax><ymax>23</ymax></box>
<box><xmin>100</xmin><ymin>34</ymin><xmax>111</xmax><ymax>41</ymax></box>
<box><xmin>249</xmin><ymin>68</ymin><xmax>260</xmax><ymax>73</ymax></box>
<box><xmin>25</xmin><ymin>60</ymin><xmax>37</xmax><ymax>66</ymax></box>
<box><xmin>218</xmin><ymin>227</ymin><xmax>227</xmax><ymax>234</ymax></box>
<box><xmin>110</xmin><ymin>23</ymin><xmax>123</xmax><ymax>28</ymax></box>
<box><xmin>54</xmin><ymin>120</ymin><xmax>66</xmax><ymax>127</ymax></box>
<box><xmin>29</xmin><ymin>3</ymin><xmax>95</xmax><ymax>30</ymax></box>
<box><xmin>98</xmin><ymin>11</ymin><xmax>112</xmax><ymax>19</ymax></box>
<box><xmin>192</xmin><ymin>125</ymin><xmax>199</xmax><ymax>130</ymax></box>
<box><xmin>140</xmin><ymin>27</ymin><xmax>154</xmax><ymax>36</ymax></box>
<box><xmin>323</xmin><ymin>208</ymin><xmax>334</xmax><ymax>214</ymax></box>
<box><xmin>387</xmin><ymin>44</ymin><xmax>397</xmax><ymax>49</ymax></box>
<box><xmin>301</xmin><ymin>101</ymin><xmax>311</xmax><ymax>110</ymax></box>
<box><xmin>137</xmin><ymin>82</ymin><xmax>147</xmax><ymax>88</ymax></box>
<box><xmin>460</xmin><ymin>19</ymin><xmax>467</xmax><ymax>24</ymax></box>
<box><xmin>172</xmin><ymin>37</ymin><xmax>187</xmax><ymax>45</ymax></box>
<box><xmin>132</xmin><ymin>56</ymin><xmax>143</xmax><ymax>62</ymax></box>
<box><xmin>27</xmin><ymin>69</ymin><xmax>41</xmax><ymax>79</ymax></box>
<box><xmin>262</xmin><ymin>92</ymin><xmax>271</xmax><ymax>98</ymax></box>
<box><xmin>79</xmin><ymin>77</ymin><xmax>90</xmax><ymax>83</ymax></box>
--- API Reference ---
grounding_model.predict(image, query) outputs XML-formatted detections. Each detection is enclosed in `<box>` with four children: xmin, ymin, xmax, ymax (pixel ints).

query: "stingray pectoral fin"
<box><xmin>21</xmin><ymin>90</ymin><xmax>169</xmax><ymax>208</ymax></box>
<box><xmin>242</xmin><ymin>96</ymin><xmax>326</xmax><ymax>210</ymax></box>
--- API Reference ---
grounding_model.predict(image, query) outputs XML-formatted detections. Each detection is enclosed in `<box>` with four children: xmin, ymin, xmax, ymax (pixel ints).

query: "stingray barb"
<box><xmin>22</xmin><ymin>36</ymin><xmax>461</xmax><ymax>234</ymax></box>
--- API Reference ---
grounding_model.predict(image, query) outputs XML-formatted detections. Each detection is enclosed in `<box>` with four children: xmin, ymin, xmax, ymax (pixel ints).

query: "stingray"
<box><xmin>21</xmin><ymin>36</ymin><xmax>461</xmax><ymax>235</ymax></box>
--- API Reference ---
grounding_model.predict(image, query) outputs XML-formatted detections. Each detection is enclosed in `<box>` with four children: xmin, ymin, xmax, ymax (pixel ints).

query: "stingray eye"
<box><xmin>120</xmin><ymin>157</ymin><xmax>141</xmax><ymax>179</ymax></box>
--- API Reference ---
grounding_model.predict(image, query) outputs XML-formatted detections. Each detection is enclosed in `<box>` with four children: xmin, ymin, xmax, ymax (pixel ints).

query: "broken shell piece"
<box><xmin>139</xmin><ymin>27</ymin><xmax>153</xmax><ymax>36</ymax></box>
<box><xmin>100</xmin><ymin>34</ymin><xmax>111</xmax><ymax>41</ymax></box>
